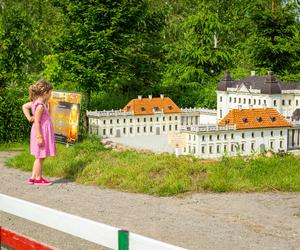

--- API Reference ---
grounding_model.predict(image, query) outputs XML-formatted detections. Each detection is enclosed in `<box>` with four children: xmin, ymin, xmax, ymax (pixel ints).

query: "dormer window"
<box><xmin>256</xmin><ymin>117</ymin><xmax>262</xmax><ymax>122</ymax></box>
<box><xmin>154</xmin><ymin>106</ymin><xmax>159</xmax><ymax>111</ymax></box>
<box><xmin>270</xmin><ymin>116</ymin><xmax>276</xmax><ymax>122</ymax></box>
<box><xmin>225</xmin><ymin>119</ymin><xmax>230</xmax><ymax>125</ymax></box>
<box><xmin>168</xmin><ymin>105</ymin><xmax>173</xmax><ymax>110</ymax></box>
<box><xmin>242</xmin><ymin>117</ymin><xmax>248</xmax><ymax>123</ymax></box>
<box><xmin>141</xmin><ymin>106</ymin><xmax>146</xmax><ymax>111</ymax></box>
<box><xmin>126</xmin><ymin>105</ymin><xmax>130</xmax><ymax>111</ymax></box>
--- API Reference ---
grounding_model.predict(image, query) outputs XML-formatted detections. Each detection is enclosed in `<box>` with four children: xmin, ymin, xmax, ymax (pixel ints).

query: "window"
<box><xmin>144</xmin><ymin>118</ymin><xmax>146</xmax><ymax>122</ymax></box>
<box><xmin>110</xmin><ymin>128</ymin><xmax>113</xmax><ymax>134</ymax></box>
<box><xmin>297</xmin><ymin>100</ymin><xmax>299</xmax><ymax>106</ymax></box>
<box><xmin>231</xmin><ymin>134</ymin><xmax>234</xmax><ymax>139</ymax></box>
<box><xmin>224</xmin><ymin>134</ymin><xmax>227</xmax><ymax>140</ymax></box>
<box><xmin>163</xmin><ymin>117</ymin><xmax>165</xmax><ymax>121</ymax></box>
<box><xmin>251</xmin><ymin>143</ymin><xmax>255</xmax><ymax>150</ymax></box>
<box><xmin>150</xmin><ymin>117</ymin><xmax>153</xmax><ymax>122</ymax></box>
<box><xmin>175</xmin><ymin>116</ymin><xmax>178</xmax><ymax>121</ymax></box>
<box><xmin>103</xmin><ymin>120</ymin><xmax>106</xmax><ymax>125</ymax></box>
<box><xmin>175</xmin><ymin>125</ymin><xmax>178</xmax><ymax>130</ymax></box>
<box><xmin>209</xmin><ymin>146</ymin><xmax>213</xmax><ymax>154</ymax></box>
<box><xmin>141</xmin><ymin>106</ymin><xmax>146</xmax><ymax>112</ymax></box>
<box><xmin>150</xmin><ymin>126</ymin><xmax>152</xmax><ymax>132</ymax></box>
<box><xmin>202</xmin><ymin>135</ymin><xmax>205</xmax><ymax>141</ymax></box>
<box><xmin>217</xmin><ymin>134</ymin><xmax>220</xmax><ymax>140</ymax></box>
<box><xmin>234</xmin><ymin>97</ymin><xmax>236</xmax><ymax>103</ymax></box>
<box><xmin>258</xmin><ymin>99</ymin><xmax>261</xmax><ymax>105</ymax></box>
<box><xmin>270</xmin><ymin>141</ymin><xmax>274</xmax><ymax>149</ymax></box>
<box><xmin>123</xmin><ymin>128</ymin><xmax>126</xmax><ymax>134</ymax></box>
<box><xmin>256</xmin><ymin>117</ymin><xmax>262</xmax><ymax>122</ymax></box>
<box><xmin>163</xmin><ymin>125</ymin><xmax>165</xmax><ymax>131</ymax></box>
<box><xmin>243</xmin><ymin>98</ymin><xmax>246</xmax><ymax>104</ymax></box>
<box><xmin>193</xmin><ymin>147</ymin><xmax>196</xmax><ymax>154</ymax></box>
<box><xmin>169</xmin><ymin>116</ymin><xmax>172</xmax><ymax>121</ymax></box>
<box><xmin>274</xmin><ymin>100</ymin><xmax>277</xmax><ymax>106</ymax></box>
<box><xmin>231</xmin><ymin>144</ymin><xmax>234</xmax><ymax>152</ymax></box>
<box><xmin>130</xmin><ymin>127</ymin><xmax>133</xmax><ymax>134</ymax></box>
<box><xmin>110</xmin><ymin>119</ymin><xmax>112</xmax><ymax>124</ymax></box>
<box><xmin>248</xmin><ymin>99</ymin><xmax>251</xmax><ymax>104</ymax></box>
<box><xmin>261</xmin><ymin>132</ymin><xmax>264</xmax><ymax>137</ymax></box>
<box><xmin>117</xmin><ymin>119</ymin><xmax>119</xmax><ymax>124</ymax></box>
<box><xmin>103</xmin><ymin>129</ymin><xmax>106</xmax><ymax>135</ymax></box>
<box><xmin>144</xmin><ymin>126</ymin><xmax>146</xmax><ymax>132</ymax></box>
<box><xmin>156</xmin><ymin>117</ymin><xmax>159</xmax><ymax>122</ymax></box>
<box><xmin>271</xmin><ymin>131</ymin><xmax>273</xmax><ymax>137</ymax></box>
<box><xmin>224</xmin><ymin>145</ymin><xmax>227</xmax><ymax>152</ymax></box>
<box><xmin>238</xmin><ymin>98</ymin><xmax>241</xmax><ymax>103</ymax></box>
<box><xmin>280</xmin><ymin>130</ymin><xmax>283</xmax><ymax>136</ymax></box>
<box><xmin>123</xmin><ymin>119</ymin><xmax>126</xmax><ymax>123</ymax></box>
<box><xmin>280</xmin><ymin>141</ymin><xmax>283</xmax><ymax>148</ymax></box>
<box><xmin>220</xmin><ymin>96</ymin><xmax>222</xmax><ymax>102</ymax></box>
<box><xmin>193</xmin><ymin>135</ymin><xmax>196</xmax><ymax>141</ymax></box>
<box><xmin>254</xmin><ymin>99</ymin><xmax>256</xmax><ymax>105</ymax></box>
<box><xmin>289</xmin><ymin>100</ymin><xmax>291</xmax><ymax>105</ymax></box>
<box><xmin>242</xmin><ymin>117</ymin><xmax>248</xmax><ymax>123</ymax></box>
<box><xmin>241</xmin><ymin>143</ymin><xmax>245</xmax><ymax>151</ymax></box>
<box><xmin>242</xmin><ymin>133</ymin><xmax>245</xmax><ymax>139</ymax></box>
<box><xmin>168</xmin><ymin>105</ymin><xmax>173</xmax><ymax>110</ymax></box>
<box><xmin>137</xmin><ymin>127</ymin><xmax>140</xmax><ymax>133</ymax></box>
<box><xmin>229</xmin><ymin>97</ymin><xmax>232</xmax><ymax>102</ymax></box>
<box><xmin>202</xmin><ymin>146</ymin><xmax>205</xmax><ymax>154</ymax></box>
<box><xmin>169</xmin><ymin>125</ymin><xmax>172</xmax><ymax>131</ymax></box>
<box><xmin>130</xmin><ymin>118</ymin><xmax>133</xmax><ymax>123</ymax></box>
<box><xmin>282</xmin><ymin>100</ymin><xmax>285</xmax><ymax>106</ymax></box>
<box><xmin>270</xmin><ymin>116</ymin><xmax>276</xmax><ymax>122</ymax></box>
<box><xmin>209</xmin><ymin>135</ymin><xmax>213</xmax><ymax>141</ymax></box>
<box><xmin>217</xmin><ymin>145</ymin><xmax>220</xmax><ymax>153</ymax></box>
<box><xmin>264</xmin><ymin>100</ymin><xmax>266</xmax><ymax>105</ymax></box>
<box><xmin>137</xmin><ymin>118</ymin><xmax>140</xmax><ymax>122</ymax></box>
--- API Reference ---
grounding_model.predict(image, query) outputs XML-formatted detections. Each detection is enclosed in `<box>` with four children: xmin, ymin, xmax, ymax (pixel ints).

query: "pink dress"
<box><xmin>30</xmin><ymin>100</ymin><xmax>57</xmax><ymax>159</ymax></box>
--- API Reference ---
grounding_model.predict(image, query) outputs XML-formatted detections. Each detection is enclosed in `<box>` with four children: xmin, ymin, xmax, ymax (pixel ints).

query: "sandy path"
<box><xmin>1</xmin><ymin>151</ymin><xmax>300</xmax><ymax>250</ymax></box>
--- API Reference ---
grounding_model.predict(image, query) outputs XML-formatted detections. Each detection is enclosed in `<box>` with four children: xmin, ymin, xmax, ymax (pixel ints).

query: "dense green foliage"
<box><xmin>4</xmin><ymin>137</ymin><xmax>300</xmax><ymax>195</ymax></box>
<box><xmin>0</xmin><ymin>0</ymin><xmax>300</xmax><ymax>141</ymax></box>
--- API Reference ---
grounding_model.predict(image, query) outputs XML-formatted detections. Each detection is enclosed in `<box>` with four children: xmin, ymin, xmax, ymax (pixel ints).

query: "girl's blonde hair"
<box><xmin>29</xmin><ymin>79</ymin><xmax>53</xmax><ymax>101</ymax></box>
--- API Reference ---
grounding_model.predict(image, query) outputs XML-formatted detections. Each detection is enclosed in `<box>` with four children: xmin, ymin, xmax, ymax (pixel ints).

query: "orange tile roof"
<box><xmin>122</xmin><ymin>97</ymin><xmax>181</xmax><ymax>115</ymax></box>
<box><xmin>218</xmin><ymin>108</ymin><xmax>292</xmax><ymax>129</ymax></box>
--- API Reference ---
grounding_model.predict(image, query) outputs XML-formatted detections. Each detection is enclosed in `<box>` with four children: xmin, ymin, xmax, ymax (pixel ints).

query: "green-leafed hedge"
<box><xmin>0</xmin><ymin>89</ymin><xmax>31</xmax><ymax>143</ymax></box>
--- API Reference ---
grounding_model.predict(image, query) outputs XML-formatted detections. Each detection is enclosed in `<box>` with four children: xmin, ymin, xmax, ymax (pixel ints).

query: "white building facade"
<box><xmin>87</xmin><ymin>96</ymin><xmax>217</xmax><ymax>138</ymax></box>
<box><xmin>182</xmin><ymin>125</ymin><xmax>288</xmax><ymax>159</ymax></box>
<box><xmin>217</xmin><ymin>71</ymin><xmax>300</xmax><ymax>120</ymax></box>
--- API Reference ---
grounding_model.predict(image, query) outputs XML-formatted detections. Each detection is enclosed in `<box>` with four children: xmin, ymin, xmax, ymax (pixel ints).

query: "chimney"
<box><xmin>251</xmin><ymin>71</ymin><xmax>255</xmax><ymax>76</ymax></box>
<box><xmin>160</xmin><ymin>94</ymin><xmax>164</xmax><ymax>99</ymax></box>
<box><xmin>148</xmin><ymin>95</ymin><xmax>152</xmax><ymax>99</ymax></box>
<box><xmin>265</xmin><ymin>71</ymin><xmax>277</xmax><ymax>83</ymax></box>
<box><xmin>138</xmin><ymin>95</ymin><xmax>142</xmax><ymax>100</ymax></box>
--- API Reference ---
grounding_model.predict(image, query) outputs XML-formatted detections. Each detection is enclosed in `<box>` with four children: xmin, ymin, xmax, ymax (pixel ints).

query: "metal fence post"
<box><xmin>118</xmin><ymin>229</ymin><xmax>129</xmax><ymax>250</ymax></box>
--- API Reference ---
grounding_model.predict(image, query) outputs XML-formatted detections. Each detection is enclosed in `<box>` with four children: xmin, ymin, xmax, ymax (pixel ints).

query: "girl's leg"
<box><xmin>32</xmin><ymin>158</ymin><xmax>44</xmax><ymax>180</ymax></box>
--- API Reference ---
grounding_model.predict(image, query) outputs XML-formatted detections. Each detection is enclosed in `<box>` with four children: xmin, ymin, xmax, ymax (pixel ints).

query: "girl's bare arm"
<box><xmin>22</xmin><ymin>102</ymin><xmax>34</xmax><ymax>122</ymax></box>
<box><xmin>34</xmin><ymin>105</ymin><xmax>44</xmax><ymax>146</ymax></box>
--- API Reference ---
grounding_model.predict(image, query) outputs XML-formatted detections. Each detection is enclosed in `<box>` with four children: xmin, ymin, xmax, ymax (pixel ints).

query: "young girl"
<box><xmin>22</xmin><ymin>79</ymin><xmax>56</xmax><ymax>185</ymax></box>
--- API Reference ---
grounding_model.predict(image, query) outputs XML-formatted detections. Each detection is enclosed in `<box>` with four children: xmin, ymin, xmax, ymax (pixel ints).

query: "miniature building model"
<box><xmin>217</xmin><ymin>71</ymin><xmax>300</xmax><ymax>120</ymax></box>
<box><xmin>181</xmin><ymin>108</ymin><xmax>292</xmax><ymax>158</ymax></box>
<box><xmin>87</xmin><ymin>95</ymin><xmax>216</xmax><ymax>138</ymax></box>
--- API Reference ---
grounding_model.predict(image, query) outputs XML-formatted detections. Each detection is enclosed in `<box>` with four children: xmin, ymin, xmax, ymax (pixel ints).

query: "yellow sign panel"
<box><xmin>49</xmin><ymin>91</ymin><xmax>81</xmax><ymax>144</ymax></box>
<box><xmin>168</xmin><ymin>133</ymin><xmax>187</xmax><ymax>148</ymax></box>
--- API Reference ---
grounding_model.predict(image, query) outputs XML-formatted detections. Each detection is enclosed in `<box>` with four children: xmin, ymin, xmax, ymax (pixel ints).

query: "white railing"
<box><xmin>180</xmin><ymin>125</ymin><xmax>236</xmax><ymax>132</ymax></box>
<box><xmin>181</xmin><ymin>107</ymin><xmax>217</xmax><ymax>114</ymax></box>
<box><xmin>0</xmin><ymin>194</ymin><xmax>186</xmax><ymax>250</ymax></box>
<box><xmin>87</xmin><ymin>110</ymin><xmax>133</xmax><ymax>117</ymax></box>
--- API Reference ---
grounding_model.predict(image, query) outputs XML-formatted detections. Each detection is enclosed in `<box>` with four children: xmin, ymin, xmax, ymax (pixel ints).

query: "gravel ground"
<box><xmin>1</xmin><ymin>151</ymin><xmax>300</xmax><ymax>250</ymax></box>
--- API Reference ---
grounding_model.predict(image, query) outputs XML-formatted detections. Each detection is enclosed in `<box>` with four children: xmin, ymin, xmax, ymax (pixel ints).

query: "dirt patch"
<box><xmin>0</xmin><ymin>151</ymin><xmax>300</xmax><ymax>250</ymax></box>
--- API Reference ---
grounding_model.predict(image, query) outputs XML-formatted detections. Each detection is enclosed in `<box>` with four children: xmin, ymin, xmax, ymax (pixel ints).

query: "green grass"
<box><xmin>4</xmin><ymin>136</ymin><xmax>300</xmax><ymax>196</ymax></box>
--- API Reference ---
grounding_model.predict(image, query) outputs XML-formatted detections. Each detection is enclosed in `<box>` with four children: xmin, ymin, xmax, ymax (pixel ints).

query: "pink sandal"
<box><xmin>34</xmin><ymin>178</ymin><xmax>53</xmax><ymax>185</ymax></box>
